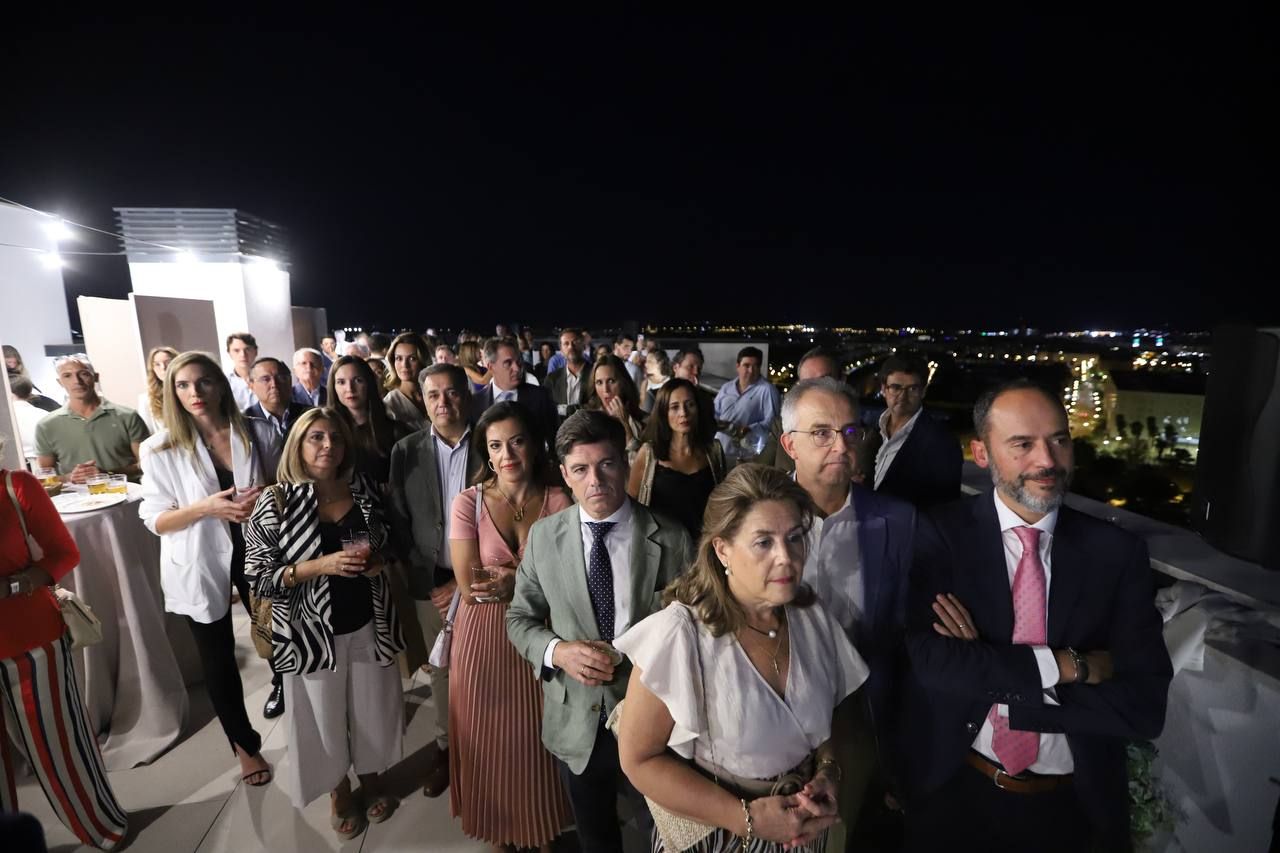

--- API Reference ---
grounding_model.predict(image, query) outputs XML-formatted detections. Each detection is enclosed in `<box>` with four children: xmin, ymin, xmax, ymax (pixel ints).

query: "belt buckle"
<box><xmin>993</xmin><ymin>768</ymin><xmax>1011</xmax><ymax>790</ymax></box>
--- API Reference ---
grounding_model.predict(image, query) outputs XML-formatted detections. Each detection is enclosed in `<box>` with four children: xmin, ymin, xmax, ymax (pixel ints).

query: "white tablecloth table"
<box><xmin>57</xmin><ymin>484</ymin><xmax>190</xmax><ymax>770</ymax></box>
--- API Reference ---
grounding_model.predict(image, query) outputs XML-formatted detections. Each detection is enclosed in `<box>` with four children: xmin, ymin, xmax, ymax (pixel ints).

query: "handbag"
<box><xmin>248</xmin><ymin>483</ymin><xmax>281</xmax><ymax>660</ymax></box>
<box><xmin>427</xmin><ymin>485</ymin><xmax>480</xmax><ymax>668</ymax></box>
<box><xmin>6</xmin><ymin>470</ymin><xmax>103</xmax><ymax>650</ymax></box>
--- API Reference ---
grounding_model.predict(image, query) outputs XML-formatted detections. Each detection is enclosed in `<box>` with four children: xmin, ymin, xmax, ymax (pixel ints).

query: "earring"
<box><xmin>487</xmin><ymin>459</ymin><xmax>497</xmax><ymax>472</ymax></box>
<box><xmin>724</xmin><ymin>563</ymin><xmax>731</xmax><ymax>576</ymax></box>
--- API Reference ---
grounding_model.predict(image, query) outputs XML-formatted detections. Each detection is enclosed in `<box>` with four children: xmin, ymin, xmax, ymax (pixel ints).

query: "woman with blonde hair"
<box><xmin>382</xmin><ymin>332</ymin><xmax>429</xmax><ymax>432</ymax></box>
<box><xmin>614</xmin><ymin>464</ymin><xmax>868</xmax><ymax>852</ymax></box>
<box><xmin>327</xmin><ymin>355</ymin><xmax>410</xmax><ymax>486</ymax></box>
<box><xmin>457</xmin><ymin>340</ymin><xmax>489</xmax><ymax>393</ymax></box>
<box><xmin>243</xmin><ymin>407</ymin><xmax>405</xmax><ymax>839</ymax></box>
<box><xmin>138</xmin><ymin>351</ymin><xmax>282</xmax><ymax>789</ymax></box>
<box><xmin>137</xmin><ymin>345</ymin><xmax>178</xmax><ymax>433</ymax></box>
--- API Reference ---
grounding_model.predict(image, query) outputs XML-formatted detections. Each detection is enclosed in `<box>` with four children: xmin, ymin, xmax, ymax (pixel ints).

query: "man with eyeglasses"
<box><xmin>780</xmin><ymin>376</ymin><xmax>916</xmax><ymax>849</ymax></box>
<box><xmin>759</xmin><ymin>346</ymin><xmax>844</xmax><ymax>475</ymax></box>
<box><xmin>35</xmin><ymin>354</ymin><xmax>150</xmax><ymax>483</ymax></box>
<box><xmin>873</xmin><ymin>353</ymin><xmax>963</xmax><ymax>509</ymax></box>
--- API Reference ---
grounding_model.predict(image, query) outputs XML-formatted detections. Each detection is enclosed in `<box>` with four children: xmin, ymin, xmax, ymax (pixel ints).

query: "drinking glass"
<box><xmin>108</xmin><ymin>474</ymin><xmax>129</xmax><ymax>495</ymax></box>
<box><xmin>87</xmin><ymin>474</ymin><xmax>110</xmax><ymax>495</ymax></box>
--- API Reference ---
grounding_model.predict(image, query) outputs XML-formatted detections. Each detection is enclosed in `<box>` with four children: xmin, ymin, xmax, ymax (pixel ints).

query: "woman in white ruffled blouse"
<box><xmin>615</xmin><ymin>463</ymin><xmax>869</xmax><ymax>853</ymax></box>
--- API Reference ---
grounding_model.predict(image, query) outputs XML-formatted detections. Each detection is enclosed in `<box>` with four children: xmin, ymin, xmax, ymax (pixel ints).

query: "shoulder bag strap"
<box><xmin>5</xmin><ymin>471</ymin><xmax>34</xmax><ymax>564</ymax></box>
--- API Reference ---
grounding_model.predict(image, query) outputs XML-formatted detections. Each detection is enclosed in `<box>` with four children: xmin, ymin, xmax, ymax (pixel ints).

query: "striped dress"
<box><xmin>448</xmin><ymin>486</ymin><xmax>573</xmax><ymax>847</ymax></box>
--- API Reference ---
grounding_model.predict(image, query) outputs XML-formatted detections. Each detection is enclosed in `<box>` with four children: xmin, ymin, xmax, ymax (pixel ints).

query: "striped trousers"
<box><xmin>1</xmin><ymin>633</ymin><xmax>128</xmax><ymax>851</ymax></box>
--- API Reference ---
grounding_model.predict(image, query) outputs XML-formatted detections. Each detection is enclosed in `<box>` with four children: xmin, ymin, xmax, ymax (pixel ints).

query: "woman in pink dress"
<box><xmin>449</xmin><ymin>401</ymin><xmax>573</xmax><ymax>851</ymax></box>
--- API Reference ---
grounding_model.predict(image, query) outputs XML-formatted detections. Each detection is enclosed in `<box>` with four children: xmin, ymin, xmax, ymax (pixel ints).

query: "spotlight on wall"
<box><xmin>40</xmin><ymin>251</ymin><xmax>64</xmax><ymax>269</ymax></box>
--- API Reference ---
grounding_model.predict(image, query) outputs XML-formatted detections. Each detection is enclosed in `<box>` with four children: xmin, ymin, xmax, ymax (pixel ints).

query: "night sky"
<box><xmin>4</xmin><ymin>14</ymin><xmax>1273</xmax><ymax>333</ymax></box>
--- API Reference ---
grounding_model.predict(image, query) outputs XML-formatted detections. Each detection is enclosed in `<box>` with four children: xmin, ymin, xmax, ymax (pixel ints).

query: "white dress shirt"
<box><xmin>432</xmin><ymin>425</ymin><xmax>471</xmax><ymax>569</ymax></box>
<box><xmin>227</xmin><ymin>370</ymin><xmax>256</xmax><ymax>413</ymax></box>
<box><xmin>565</xmin><ymin>367</ymin><xmax>583</xmax><ymax>406</ymax></box>
<box><xmin>491</xmin><ymin>382</ymin><xmax>518</xmax><ymax>404</ymax></box>
<box><xmin>873</xmin><ymin>407</ymin><xmax>921</xmax><ymax>489</ymax></box>
<box><xmin>543</xmin><ymin>499</ymin><xmax>636</xmax><ymax>669</ymax></box>
<box><xmin>800</xmin><ymin>487</ymin><xmax>865</xmax><ymax>635</ymax></box>
<box><xmin>972</xmin><ymin>490</ymin><xmax>1073</xmax><ymax>774</ymax></box>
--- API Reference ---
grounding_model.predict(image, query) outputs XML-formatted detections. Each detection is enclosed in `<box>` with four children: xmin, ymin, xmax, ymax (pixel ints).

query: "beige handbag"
<box><xmin>6</xmin><ymin>471</ymin><xmax>103</xmax><ymax>650</ymax></box>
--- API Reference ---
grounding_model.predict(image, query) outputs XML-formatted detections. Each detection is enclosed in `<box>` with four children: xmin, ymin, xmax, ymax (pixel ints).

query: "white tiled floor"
<box><xmin>12</xmin><ymin>611</ymin><xmax>513</xmax><ymax>852</ymax></box>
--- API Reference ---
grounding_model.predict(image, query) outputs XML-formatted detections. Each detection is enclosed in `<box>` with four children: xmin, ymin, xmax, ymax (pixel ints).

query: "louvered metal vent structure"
<box><xmin>114</xmin><ymin>208</ymin><xmax>289</xmax><ymax>265</ymax></box>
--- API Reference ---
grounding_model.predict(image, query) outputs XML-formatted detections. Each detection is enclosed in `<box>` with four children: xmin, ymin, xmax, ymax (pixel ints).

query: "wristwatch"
<box><xmin>1066</xmin><ymin>647</ymin><xmax>1089</xmax><ymax>683</ymax></box>
<box><xmin>8</xmin><ymin>575</ymin><xmax>25</xmax><ymax>597</ymax></box>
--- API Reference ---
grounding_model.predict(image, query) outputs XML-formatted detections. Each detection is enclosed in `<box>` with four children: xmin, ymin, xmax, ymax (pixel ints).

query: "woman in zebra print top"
<box><xmin>243</xmin><ymin>407</ymin><xmax>406</xmax><ymax>840</ymax></box>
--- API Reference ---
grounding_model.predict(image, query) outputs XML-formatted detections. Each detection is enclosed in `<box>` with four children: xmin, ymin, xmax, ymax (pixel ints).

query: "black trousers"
<box><xmin>185</xmin><ymin>607</ymin><xmax>262</xmax><ymax>757</ymax></box>
<box><xmin>905</xmin><ymin>760</ymin><xmax>1090</xmax><ymax>853</ymax></box>
<box><xmin>557</xmin><ymin>723</ymin><xmax>650</xmax><ymax>853</ymax></box>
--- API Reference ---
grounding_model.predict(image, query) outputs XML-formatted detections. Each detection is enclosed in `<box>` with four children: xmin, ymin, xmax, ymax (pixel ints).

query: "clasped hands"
<box><xmin>930</xmin><ymin>592</ymin><xmax>1113</xmax><ymax>686</ymax></box>
<box><xmin>750</xmin><ymin>772</ymin><xmax>840</xmax><ymax>849</ymax></box>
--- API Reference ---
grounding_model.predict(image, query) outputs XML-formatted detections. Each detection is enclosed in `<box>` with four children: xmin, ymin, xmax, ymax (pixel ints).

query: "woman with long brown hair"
<box><xmin>326</xmin><ymin>355</ymin><xmax>410</xmax><ymax>487</ymax></box>
<box><xmin>448</xmin><ymin>401</ymin><xmax>572</xmax><ymax>851</ymax></box>
<box><xmin>457</xmin><ymin>340</ymin><xmax>489</xmax><ymax>393</ymax></box>
<box><xmin>582</xmin><ymin>354</ymin><xmax>646</xmax><ymax>460</ymax></box>
<box><xmin>614</xmin><ymin>464</ymin><xmax>868</xmax><ymax>853</ymax></box>
<box><xmin>137</xmin><ymin>345</ymin><xmax>178</xmax><ymax>433</ymax></box>
<box><xmin>627</xmin><ymin>378</ymin><xmax>727</xmax><ymax>539</ymax></box>
<box><xmin>382</xmin><ymin>332</ymin><xmax>430</xmax><ymax>432</ymax></box>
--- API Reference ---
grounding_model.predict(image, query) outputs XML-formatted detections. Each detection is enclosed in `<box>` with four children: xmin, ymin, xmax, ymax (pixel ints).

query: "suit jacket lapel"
<box><xmin>629</xmin><ymin>502</ymin><xmax>663</xmax><ymax>621</ymax></box>
<box><xmin>1046</xmin><ymin>509</ymin><xmax>1086</xmax><ymax>647</ymax></box>
<box><xmin>972</xmin><ymin>493</ymin><xmax>1015</xmax><ymax>641</ymax></box>
<box><xmin>555</xmin><ymin>509</ymin><xmax>600</xmax><ymax>641</ymax></box>
<box><xmin>851</xmin><ymin>486</ymin><xmax>886</xmax><ymax>646</ymax></box>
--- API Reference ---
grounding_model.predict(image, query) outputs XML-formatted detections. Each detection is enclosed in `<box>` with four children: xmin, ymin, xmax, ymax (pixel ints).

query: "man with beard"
<box><xmin>900</xmin><ymin>379</ymin><xmax>1172</xmax><ymax>852</ymax></box>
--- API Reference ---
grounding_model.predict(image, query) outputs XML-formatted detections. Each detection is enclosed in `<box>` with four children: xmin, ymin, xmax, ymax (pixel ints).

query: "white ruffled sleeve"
<box><xmin>614</xmin><ymin>602</ymin><xmax>704</xmax><ymax>758</ymax></box>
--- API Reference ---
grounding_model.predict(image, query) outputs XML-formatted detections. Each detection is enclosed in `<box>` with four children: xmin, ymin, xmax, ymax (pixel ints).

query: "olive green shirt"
<box><xmin>34</xmin><ymin>400</ymin><xmax>151</xmax><ymax>477</ymax></box>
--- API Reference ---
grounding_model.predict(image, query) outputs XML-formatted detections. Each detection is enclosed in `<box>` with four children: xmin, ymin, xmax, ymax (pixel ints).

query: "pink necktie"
<box><xmin>988</xmin><ymin>525</ymin><xmax>1046</xmax><ymax>776</ymax></box>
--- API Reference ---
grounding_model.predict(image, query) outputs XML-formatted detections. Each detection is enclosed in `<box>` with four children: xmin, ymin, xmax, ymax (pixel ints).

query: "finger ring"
<box><xmin>958</xmin><ymin>622</ymin><xmax>967</xmax><ymax>630</ymax></box>
<box><xmin>580</xmin><ymin>667</ymin><xmax>587</xmax><ymax>677</ymax></box>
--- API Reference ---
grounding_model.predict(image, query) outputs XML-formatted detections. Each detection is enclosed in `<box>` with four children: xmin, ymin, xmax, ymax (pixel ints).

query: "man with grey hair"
<box><xmin>760</xmin><ymin>346</ymin><xmax>843</xmax><ymax>473</ymax></box>
<box><xmin>290</xmin><ymin>347</ymin><xmax>327</xmax><ymax>407</ymax></box>
<box><xmin>779</xmin><ymin>376</ymin><xmax>916</xmax><ymax>845</ymax></box>
<box><xmin>901</xmin><ymin>378</ymin><xmax>1171</xmax><ymax>850</ymax></box>
<box><xmin>35</xmin><ymin>354</ymin><xmax>150</xmax><ymax>483</ymax></box>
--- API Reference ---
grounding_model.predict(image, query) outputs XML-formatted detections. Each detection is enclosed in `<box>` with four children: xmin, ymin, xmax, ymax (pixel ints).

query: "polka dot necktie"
<box><xmin>988</xmin><ymin>525</ymin><xmax>1047</xmax><ymax>776</ymax></box>
<box><xmin>585</xmin><ymin>521</ymin><xmax>617</xmax><ymax>642</ymax></box>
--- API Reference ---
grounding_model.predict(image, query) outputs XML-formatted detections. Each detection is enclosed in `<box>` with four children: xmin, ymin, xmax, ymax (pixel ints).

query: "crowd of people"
<box><xmin>1</xmin><ymin>327</ymin><xmax>1173</xmax><ymax>852</ymax></box>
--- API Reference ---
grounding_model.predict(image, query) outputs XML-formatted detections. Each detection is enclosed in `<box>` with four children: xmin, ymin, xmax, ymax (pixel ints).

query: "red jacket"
<box><xmin>1</xmin><ymin>469</ymin><xmax>80</xmax><ymax>659</ymax></box>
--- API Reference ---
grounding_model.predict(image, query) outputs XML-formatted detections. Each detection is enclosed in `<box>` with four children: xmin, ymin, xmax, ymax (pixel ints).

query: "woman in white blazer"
<box><xmin>138</xmin><ymin>351</ymin><xmax>282</xmax><ymax>788</ymax></box>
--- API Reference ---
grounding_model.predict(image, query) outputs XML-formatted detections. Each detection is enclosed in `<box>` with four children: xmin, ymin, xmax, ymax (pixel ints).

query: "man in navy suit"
<box><xmin>780</xmin><ymin>377</ymin><xmax>916</xmax><ymax>846</ymax></box>
<box><xmin>472</xmin><ymin>337</ymin><xmax>558</xmax><ymax>451</ymax></box>
<box><xmin>872</xmin><ymin>353</ymin><xmax>963</xmax><ymax>509</ymax></box>
<box><xmin>902</xmin><ymin>379</ymin><xmax>1171</xmax><ymax>852</ymax></box>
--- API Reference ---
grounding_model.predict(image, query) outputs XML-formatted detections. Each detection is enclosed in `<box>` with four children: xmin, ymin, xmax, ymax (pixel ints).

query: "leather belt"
<box><xmin>965</xmin><ymin>752</ymin><xmax>1072</xmax><ymax>794</ymax></box>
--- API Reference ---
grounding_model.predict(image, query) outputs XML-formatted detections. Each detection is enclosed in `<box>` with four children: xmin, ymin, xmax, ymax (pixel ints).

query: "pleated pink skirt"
<box><xmin>449</xmin><ymin>600</ymin><xmax>572</xmax><ymax>847</ymax></box>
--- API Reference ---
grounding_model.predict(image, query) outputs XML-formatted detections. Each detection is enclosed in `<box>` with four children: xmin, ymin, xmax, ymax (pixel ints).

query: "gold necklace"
<box><xmin>494</xmin><ymin>484</ymin><xmax>539</xmax><ymax>522</ymax></box>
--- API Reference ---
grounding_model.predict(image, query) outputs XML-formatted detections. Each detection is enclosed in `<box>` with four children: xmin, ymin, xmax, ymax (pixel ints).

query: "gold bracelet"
<box><xmin>287</xmin><ymin>564</ymin><xmax>298</xmax><ymax>586</ymax></box>
<box><xmin>740</xmin><ymin>797</ymin><xmax>753</xmax><ymax>847</ymax></box>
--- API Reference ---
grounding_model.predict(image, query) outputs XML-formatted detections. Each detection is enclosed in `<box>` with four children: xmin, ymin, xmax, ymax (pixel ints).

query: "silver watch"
<box><xmin>8</xmin><ymin>577</ymin><xmax>23</xmax><ymax>596</ymax></box>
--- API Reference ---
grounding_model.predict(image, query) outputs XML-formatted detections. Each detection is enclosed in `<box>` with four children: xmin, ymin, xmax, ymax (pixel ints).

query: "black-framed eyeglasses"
<box><xmin>884</xmin><ymin>382</ymin><xmax>924</xmax><ymax>396</ymax></box>
<box><xmin>787</xmin><ymin>424</ymin><xmax>866</xmax><ymax>447</ymax></box>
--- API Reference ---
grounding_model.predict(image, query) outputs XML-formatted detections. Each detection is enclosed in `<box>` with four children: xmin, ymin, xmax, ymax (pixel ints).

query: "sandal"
<box><xmin>365</xmin><ymin>792</ymin><xmax>398</xmax><ymax>824</ymax></box>
<box><xmin>241</xmin><ymin>759</ymin><xmax>273</xmax><ymax>788</ymax></box>
<box><xmin>330</xmin><ymin>800</ymin><xmax>366</xmax><ymax>841</ymax></box>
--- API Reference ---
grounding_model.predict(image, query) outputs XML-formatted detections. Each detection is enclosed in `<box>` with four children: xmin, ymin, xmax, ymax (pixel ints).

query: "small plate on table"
<box><xmin>52</xmin><ymin>492</ymin><xmax>129</xmax><ymax>514</ymax></box>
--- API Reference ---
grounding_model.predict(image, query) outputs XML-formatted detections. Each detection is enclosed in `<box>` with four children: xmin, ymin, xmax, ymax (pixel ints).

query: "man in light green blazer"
<box><xmin>507</xmin><ymin>410</ymin><xmax>694</xmax><ymax>853</ymax></box>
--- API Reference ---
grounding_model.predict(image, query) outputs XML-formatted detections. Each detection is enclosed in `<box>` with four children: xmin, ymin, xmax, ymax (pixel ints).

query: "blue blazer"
<box><xmin>847</xmin><ymin>484</ymin><xmax>916</xmax><ymax>779</ymax></box>
<box><xmin>875</xmin><ymin>409</ymin><xmax>963</xmax><ymax>509</ymax></box>
<box><xmin>901</xmin><ymin>492</ymin><xmax>1172</xmax><ymax>848</ymax></box>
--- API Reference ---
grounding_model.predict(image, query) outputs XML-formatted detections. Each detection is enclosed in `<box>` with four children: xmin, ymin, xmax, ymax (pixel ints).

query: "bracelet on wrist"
<box><xmin>740</xmin><ymin>798</ymin><xmax>754</xmax><ymax>846</ymax></box>
<box><xmin>817</xmin><ymin>757</ymin><xmax>842</xmax><ymax>783</ymax></box>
